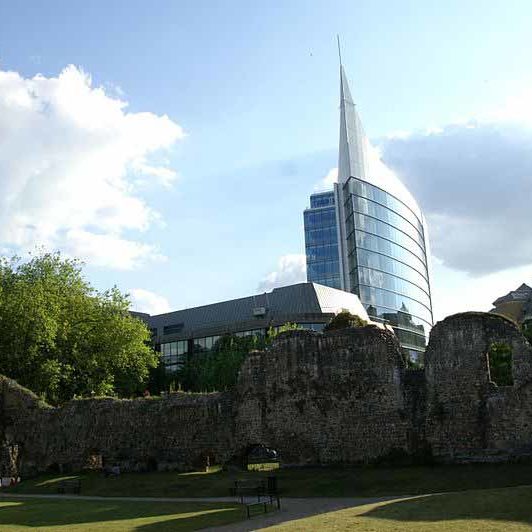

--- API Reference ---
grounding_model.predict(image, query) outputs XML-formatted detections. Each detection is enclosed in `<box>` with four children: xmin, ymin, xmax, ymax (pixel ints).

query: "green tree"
<box><xmin>0</xmin><ymin>252</ymin><xmax>158</xmax><ymax>403</ymax></box>
<box><xmin>323</xmin><ymin>311</ymin><xmax>368</xmax><ymax>332</ymax></box>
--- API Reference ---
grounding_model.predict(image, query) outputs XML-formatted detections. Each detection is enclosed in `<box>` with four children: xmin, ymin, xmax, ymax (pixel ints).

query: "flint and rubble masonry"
<box><xmin>1</xmin><ymin>312</ymin><xmax>532</xmax><ymax>476</ymax></box>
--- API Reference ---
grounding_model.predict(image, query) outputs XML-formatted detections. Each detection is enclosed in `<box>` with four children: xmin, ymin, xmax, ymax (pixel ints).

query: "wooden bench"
<box><xmin>57</xmin><ymin>479</ymin><xmax>81</xmax><ymax>494</ymax></box>
<box><xmin>230</xmin><ymin>476</ymin><xmax>281</xmax><ymax>517</ymax></box>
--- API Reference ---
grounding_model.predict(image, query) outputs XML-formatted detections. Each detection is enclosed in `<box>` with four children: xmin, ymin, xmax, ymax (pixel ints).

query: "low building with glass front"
<box><xmin>304</xmin><ymin>62</ymin><xmax>433</xmax><ymax>362</ymax></box>
<box><xmin>133</xmin><ymin>282</ymin><xmax>370</xmax><ymax>373</ymax></box>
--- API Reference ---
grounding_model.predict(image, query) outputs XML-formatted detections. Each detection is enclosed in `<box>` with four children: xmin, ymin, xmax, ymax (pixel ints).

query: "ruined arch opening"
<box><xmin>488</xmin><ymin>342</ymin><xmax>513</xmax><ymax>386</ymax></box>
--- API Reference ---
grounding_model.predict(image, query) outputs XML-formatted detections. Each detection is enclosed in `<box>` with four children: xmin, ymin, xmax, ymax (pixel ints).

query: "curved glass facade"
<box><xmin>345</xmin><ymin>178</ymin><xmax>433</xmax><ymax>361</ymax></box>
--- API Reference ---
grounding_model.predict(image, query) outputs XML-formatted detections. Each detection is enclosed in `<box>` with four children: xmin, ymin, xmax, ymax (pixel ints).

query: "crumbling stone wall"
<box><xmin>424</xmin><ymin>312</ymin><xmax>532</xmax><ymax>462</ymax></box>
<box><xmin>0</xmin><ymin>377</ymin><xmax>233</xmax><ymax>477</ymax></box>
<box><xmin>233</xmin><ymin>326</ymin><xmax>412</xmax><ymax>464</ymax></box>
<box><xmin>1</xmin><ymin>312</ymin><xmax>532</xmax><ymax>476</ymax></box>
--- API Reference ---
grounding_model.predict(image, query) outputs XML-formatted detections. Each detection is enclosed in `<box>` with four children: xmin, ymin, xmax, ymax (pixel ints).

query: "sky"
<box><xmin>1</xmin><ymin>0</ymin><xmax>532</xmax><ymax>322</ymax></box>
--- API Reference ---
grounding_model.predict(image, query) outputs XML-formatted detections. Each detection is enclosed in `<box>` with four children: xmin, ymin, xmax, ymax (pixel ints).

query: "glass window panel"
<box><xmin>354</xmin><ymin>249</ymin><xmax>430</xmax><ymax>290</ymax></box>
<box><xmin>310</xmin><ymin>192</ymin><xmax>335</xmax><ymax>208</ymax></box>
<box><xmin>308</xmin><ymin>261</ymin><xmax>340</xmax><ymax>277</ymax></box>
<box><xmin>367</xmin><ymin>305</ymin><xmax>431</xmax><ymax>337</ymax></box>
<box><xmin>304</xmin><ymin>209</ymin><xmax>337</xmax><ymax>228</ymax></box>
<box><xmin>348</xmin><ymin>178</ymin><xmax>424</xmax><ymax>233</ymax></box>
<box><xmin>354</xmin><ymin>230</ymin><xmax>427</xmax><ymax>274</ymax></box>
<box><xmin>351</xmin><ymin>212</ymin><xmax>425</xmax><ymax>252</ymax></box>
<box><xmin>305</xmin><ymin>244</ymin><xmax>339</xmax><ymax>263</ymax></box>
<box><xmin>395</xmin><ymin>328</ymin><xmax>427</xmax><ymax>349</ymax></box>
<box><xmin>358</xmin><ymin>286</ymin><xmax>433</xmax><ymax>325</ymax></box>
<box><xmin>305</xmin><ymin>227</ymin><xmax>339</xmax><ymax>245</ymax></box>
<box><xmin>351</xmin><ymin>196</ymin><xmax>424</xmax><ymax>244</ymax></box>
<box><xmin>357</xmin><ymin>267</ymin><xmax>431</xmax><ymax>308</ymax></box>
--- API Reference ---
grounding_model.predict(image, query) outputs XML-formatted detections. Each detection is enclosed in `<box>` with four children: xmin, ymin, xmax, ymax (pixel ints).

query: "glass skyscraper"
<box><xmin>304</xmin><ymin>63</ymin><xmax>433</xmax><ymax>362</ymax></box>
<box><xmin>303</xmin><ymin>191</ymin><xmax>341</xmax><ymax>289</ymax></box>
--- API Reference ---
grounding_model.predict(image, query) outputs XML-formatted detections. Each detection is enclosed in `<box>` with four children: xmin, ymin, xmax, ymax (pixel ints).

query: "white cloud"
<box><xmin>64</xmin><ymin>230</ymin><xmax>166</xmax><ymax>270</ymax></box>
<box><xmin>0</xmin><ymin>65</ymin><xmax>184</xmax><ymax>269</ymax></box>
<box><xmin>129</xmin><ymin>288</ymin><xmax>171</xmax><ymax>315</ymax></box>
<box><xmin>258</xmin><ymin>254</ymin><xmax>306</xmax><ymax>292</ymax></box>
<box><xmin>314</xmin><ymin>167</ymin><xmax>338</xmax><ymax>190</ymax></box>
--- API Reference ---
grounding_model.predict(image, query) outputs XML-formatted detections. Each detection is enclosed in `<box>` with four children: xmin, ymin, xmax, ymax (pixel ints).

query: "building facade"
<box><xmin>133</xmin><ymin>282</ymin><xmax>370</xmax><ymax>373</ymax></box>
<box><xmin>491</xmin><ymin>283</ymin><xmax>532</xmax><ymax>328</ymax></box>
<box><xmin>304</xmin><ymin>64</ymin><xmax>433</xmax><ymax>361</ymax></box>
<box><xmin>303</xmin><ymin>191</ymin><xmax>342</xmax><ymax>289</ymax></box>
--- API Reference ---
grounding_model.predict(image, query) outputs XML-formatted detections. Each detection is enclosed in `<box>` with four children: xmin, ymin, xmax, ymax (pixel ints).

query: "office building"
<box><xmin>304</xmin><ymin>190</ymin><xmax>341</xmax><ymax>289</ymax></box>
<box><xmin>133</xmin><ymin>282</ymin><xmax>370</xmax><ymax>372</ymax></box>
<box><xmin>304</xmin><ymin>62</ymin><xmax>433</xmax><ymax>361</ymax></box>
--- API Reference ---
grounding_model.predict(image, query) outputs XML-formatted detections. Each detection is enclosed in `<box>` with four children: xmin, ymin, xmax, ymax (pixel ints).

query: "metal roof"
<box><xmin>141</xmin><ymin>283</ymin><xmax>368</xmax><ymax>339</ymax></box>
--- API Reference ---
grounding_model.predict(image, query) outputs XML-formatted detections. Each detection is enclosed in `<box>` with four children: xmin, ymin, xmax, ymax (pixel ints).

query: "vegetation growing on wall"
<box><xmin>0</xmin><ymin>252</ymin><xmax>158</xmax><ymax>404</ymax></box>
<box><xmin>523</xmin><ymin>322</ymin><xmax>532</xmax><ymax>345</ymax></box>
<box><xmin>488</xmin><ymin>342</ymin><xmax>513</xmax><ymax>386</ymax></box>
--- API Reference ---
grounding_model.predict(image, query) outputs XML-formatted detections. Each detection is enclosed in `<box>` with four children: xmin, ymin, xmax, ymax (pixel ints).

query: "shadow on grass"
<box><xmin>0</xmin><ymin>499</ymin><xmax>244</xmax><ymax>531</ymax></box>
<box><xmin>11</xmin><ymin>463</ymin><xmax>532</xmax><ymax>499</ymax></box>
<box><xmin>362</xmin><ymin>486</ymin><xmax>532</xmax><ymax>526</ymax></box>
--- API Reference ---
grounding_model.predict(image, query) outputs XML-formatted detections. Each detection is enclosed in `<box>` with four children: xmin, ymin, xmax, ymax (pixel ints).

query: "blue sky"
<box><xmin>1</xmin><ymin>0</ymin><xmax>532</xmax><ymax>320</ymax></box>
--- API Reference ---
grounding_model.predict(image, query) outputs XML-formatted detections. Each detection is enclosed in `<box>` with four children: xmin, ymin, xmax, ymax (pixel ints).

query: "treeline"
<box><xmin>0</xmin><ymin>253</ymin><xmax>157</xmax><ymax>404</ymax></box>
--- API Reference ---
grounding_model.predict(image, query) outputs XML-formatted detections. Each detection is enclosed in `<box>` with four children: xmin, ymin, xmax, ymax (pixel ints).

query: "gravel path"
<box><xmin>200</xmin><ymin>496</ymin><xmax>404</xmax><ymax>531</ymax></box>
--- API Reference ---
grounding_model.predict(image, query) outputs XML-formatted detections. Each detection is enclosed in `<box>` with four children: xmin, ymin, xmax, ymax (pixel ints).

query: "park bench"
<box><xmin>230</xmin><ymin>476</ymin><xmax>280</xmax><ymax>517</ymax></box>
<box><xmin>57</xmin><ymin>479</ymin><xmax>81</xmax><ymax>494</ymax></box>
<box><xmin>102</xmin><ymin>465</ymin><xmax>121</xmax><ymax>478</ymax></box>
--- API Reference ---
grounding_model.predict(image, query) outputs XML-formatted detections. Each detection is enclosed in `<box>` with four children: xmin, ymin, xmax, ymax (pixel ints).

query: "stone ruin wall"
<box><xmin>1</xmin><ymin>312</ymin><xmax>532</xmax><ymax>476</ymax></box>
<box><xmin>424</xmin><ymin>313</ymin><xmax>532</xmax><ymax>462</ymax></box>
<box><xmin>0</xmin><ymin>379</ymin><xmax>234</xmax><ymax>477</ymax></box>
<box><xmin>232</xmin><ymin>327</ymin><xmax>413</xmax><ymax>464</ymax></box>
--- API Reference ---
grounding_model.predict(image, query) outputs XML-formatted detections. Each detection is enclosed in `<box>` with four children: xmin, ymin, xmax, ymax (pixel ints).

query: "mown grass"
<box><xmin>0</xmin><ymin>498</ymin><xmax>244</xmax><ymax>531</ymax></box>
<box><xmin>266</xmin><ymin>486</ymin><xmax>532</xmax><ymax>531</ymax></box>
<box><xmin>9</xmin><ymin>462</ymin><xmax>532</xmax><ymax>498</ymax></box>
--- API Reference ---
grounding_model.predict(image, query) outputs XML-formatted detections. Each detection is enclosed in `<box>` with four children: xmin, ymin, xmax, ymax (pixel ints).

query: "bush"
<box><xmin>324</xmin><ymin>311</ymin><xmax>368</xmax><ymax>332</ymax></box>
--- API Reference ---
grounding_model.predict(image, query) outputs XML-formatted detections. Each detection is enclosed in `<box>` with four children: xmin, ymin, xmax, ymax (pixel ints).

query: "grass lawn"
<box><xmin>268</xmin><ymin>486</ymin><xmax>532</xmax><ymax>531</ymax></box>
<box><xmin>0</xmin><ymin>498</ymin><xmax>244</xmax><ymax>531</ymax></box>
<box><xmin>9</xmin><ymin>462</ymin><xmax>532</xmax><ymax>498</ymax></box>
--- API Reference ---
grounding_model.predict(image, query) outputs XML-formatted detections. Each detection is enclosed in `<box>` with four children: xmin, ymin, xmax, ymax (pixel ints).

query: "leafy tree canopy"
<box><xmin>0</xmin><ymin>252</ymin><xmax>158</xmax><ymax>404</ymax></box>
<box><xmin>323</xmin><ymin>311</ymin><xmax>368</xmax><ymax>332</ymax></box>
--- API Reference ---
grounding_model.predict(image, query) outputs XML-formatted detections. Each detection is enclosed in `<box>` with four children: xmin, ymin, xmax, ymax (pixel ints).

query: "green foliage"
<box><xmin>177</xmin><ymin>334</ymin><xmax>264</xmax><ymax>392</ymax></box>
<box><xmin>266</xmin><ymin>322</ymin><xmax>300</xmax><ymax>341</ymax></box>
<box><xmin>488</xmin><ymin>342</ymin><xmax>513</xmax><ymax>386</ymax></box>
<box><xmin>0</xmin><ymin>252</ymin><xmax>158</xmax><ymax>404</ymax></box>
<box><xmin>324</xmin><ymin>311</ymin><xmax>368</xmax><ymax>332</ymax></box>
<box><xmin>174</xmin><ymin>323</ymin><xmax>303</xmax><ymax>393</ymax></box>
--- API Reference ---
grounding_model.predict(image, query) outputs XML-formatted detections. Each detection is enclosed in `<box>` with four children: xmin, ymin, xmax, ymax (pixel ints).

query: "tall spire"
<box><xmin>338</xmin><ymin>61</ymin><xmax>368</xmax><ymax>184</ymax></box>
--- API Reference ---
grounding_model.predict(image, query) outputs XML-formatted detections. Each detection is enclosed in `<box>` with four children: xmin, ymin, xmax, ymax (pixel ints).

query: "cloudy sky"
<box><xmin>1</xmin><ymin>0</ymin><xmax>531</xmax><ymax>321</ymax></box>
